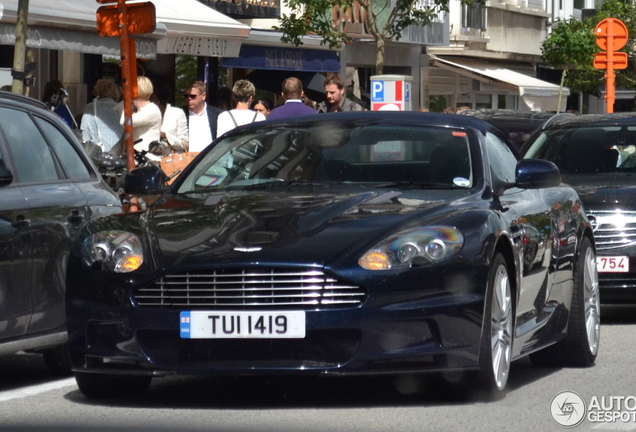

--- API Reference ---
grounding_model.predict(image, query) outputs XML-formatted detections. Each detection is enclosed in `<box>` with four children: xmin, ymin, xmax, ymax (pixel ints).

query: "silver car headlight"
<box><xmin>82</xmin><ymin>231</ymin><xmax>144</xmax><ymax>273</ymax></box>
<box><xmin>359</xmin><ymin>226</ymin><xmax>464</xmax><ymax>270</ymax></box>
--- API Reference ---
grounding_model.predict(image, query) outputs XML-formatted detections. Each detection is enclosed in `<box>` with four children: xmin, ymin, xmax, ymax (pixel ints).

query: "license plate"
<box><xmin>180</xmin><ymin>311</ymin><xmax>305</xmax><ymax>339</ymax></box>
<box><xmin>597</xmin><ymin>256</ymin><xmax>630</xmax><ymax>273</ymax></box>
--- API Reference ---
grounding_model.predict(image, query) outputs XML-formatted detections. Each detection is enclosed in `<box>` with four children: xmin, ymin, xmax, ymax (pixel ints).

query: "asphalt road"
<box><xmin>0</xmin><ymin>306</ymin><xmax>635</xmax><ymax>432</ymax></box>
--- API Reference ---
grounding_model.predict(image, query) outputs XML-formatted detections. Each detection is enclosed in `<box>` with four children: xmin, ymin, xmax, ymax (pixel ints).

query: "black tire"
<box><xmin>474</xmin><ymin>253</ymin><xmax>514</xmax><ymax>395</ymax></box>
<box><xmin>74</xmin><ymin>372</ymin><xmax>152</xmax><ymax>399</ymax></box>
<box><xmin>530</xmin><ymin>236</ymin><xmax>600</xmax><ymax>367</ymax></box>
<box><xmin>42</xmin><ymin>344</ymin><xmax>73</xmax><ymax>376</ymax></box>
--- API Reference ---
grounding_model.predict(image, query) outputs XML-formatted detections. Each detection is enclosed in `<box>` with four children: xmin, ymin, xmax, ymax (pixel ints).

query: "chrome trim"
<box><xmin>586</xmin><ymin>210</ymin><xmax>636</xmax><ymax>251</ymax></box>
<box><xmin>135</xmin><ymin>268</ymin><xmax>366</xmax><ymax>309</ymax></box>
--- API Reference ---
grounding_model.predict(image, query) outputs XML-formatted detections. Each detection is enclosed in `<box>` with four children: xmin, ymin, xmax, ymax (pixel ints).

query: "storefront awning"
<box><xmin>431</xmin><ymin>55</ymin><xmax>569</xmax><ymax>111</ymax></box>
<box><xmin>0</xmin><ymin>23</ymin><xmax>163</xmax><ymax>59</ymax></box>
<box><xmin>153</xmin><ymin>0</ymin><xmax>249</xmax><ymax>57</ymax></box>
<box><xmin>0</xmin><ymin>0</ymin><xmax>248</xmax><ymax>58</ymax></box>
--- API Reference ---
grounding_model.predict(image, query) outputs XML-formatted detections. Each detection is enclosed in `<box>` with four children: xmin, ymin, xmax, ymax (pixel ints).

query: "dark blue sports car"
<box><xmin>65</xmin><ymin>111</ymin><xmax>600</xmax><ymax>399</ymax></box>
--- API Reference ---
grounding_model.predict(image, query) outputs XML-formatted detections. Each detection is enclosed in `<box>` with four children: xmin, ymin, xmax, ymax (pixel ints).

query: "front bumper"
<box><xmin>66</xmin><ymin>261</ymin><xmax>489</xmax><ymax>377</ymax></box>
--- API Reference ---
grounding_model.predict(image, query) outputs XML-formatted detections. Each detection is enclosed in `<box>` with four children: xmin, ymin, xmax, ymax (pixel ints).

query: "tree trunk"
<box><xmin>11</xmin><ymin>0</ymin><xmax>29</xmax><ymax>95</ymax></box>
<box><xmin>557</xmin><ymin>69</ymin><xmax>567</xmax><ymax>114</ymax></box>
<box><xmin>375</xmin><ymin>37</ymin><xmax>385</xmax><ymax>75</ymax></box>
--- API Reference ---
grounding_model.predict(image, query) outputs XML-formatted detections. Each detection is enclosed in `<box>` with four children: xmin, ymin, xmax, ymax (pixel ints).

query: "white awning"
<box><xmin>430</xmin><ymin>55</ymin><xmax>570</xmax><ymax>112</ymax></box>
<box><xmin>0</xmin><ymin>0</ymin><xmax>249</xmax><ymax>58</ymax></box>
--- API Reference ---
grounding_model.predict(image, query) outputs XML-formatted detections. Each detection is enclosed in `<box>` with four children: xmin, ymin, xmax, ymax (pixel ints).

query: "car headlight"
<box><xmin>359</xmin><ymin>226</ymin><xmax>464</xmax><ymax>270</ymax></box>
<box><xmin>82</xmin><ymin>231</ymin><xmax>144</xmax><ymax>273</ymax></box>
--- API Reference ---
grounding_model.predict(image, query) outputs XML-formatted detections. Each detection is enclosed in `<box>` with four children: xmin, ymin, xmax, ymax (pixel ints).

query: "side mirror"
<box><xmin>516</xmin><ymin>159</ymin><xmax>561</xmax><ymax>189</ymax></box>
<box><xmin>123</xmin><ymin>164</ymin><xmax>168</xmax><ymax>195</ymax></box>
<box><xmin>0</xmin><ymin>158</ymin><xmax>14</xmax><ymax>187</ymax></box>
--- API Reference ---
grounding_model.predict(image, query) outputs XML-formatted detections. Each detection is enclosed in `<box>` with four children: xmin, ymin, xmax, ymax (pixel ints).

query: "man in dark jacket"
<box><xmin>317</xmin><ymin>73</ymin><xmax>364</xmax><ymax>113</ymax></box>
<box><xmin>268</xmin><ymin>77</ymin><xmax>318</xmax><ymax>120</ymax></box>
<box><xmin>182</xmin><ymin>81</ymin><xmax>223</xmax><ymax>152</ymax></box>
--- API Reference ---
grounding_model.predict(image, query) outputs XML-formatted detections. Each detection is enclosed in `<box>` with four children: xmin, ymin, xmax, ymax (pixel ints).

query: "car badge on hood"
<box><xmin>234</xmin><ymin>247</ymin><xmax>263</xmax><ymax>252</ymax></box>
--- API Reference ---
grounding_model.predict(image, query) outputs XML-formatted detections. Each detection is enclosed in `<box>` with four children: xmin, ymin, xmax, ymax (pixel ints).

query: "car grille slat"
<box><xmin>134</xmin><ymin>268</ymin><xmax>366</xmax><ymax>310</ymax></box>
<box><xmin>587</xmin><ymin>210</ymin><xmax>636</xmax><ymax>251</ymax></box>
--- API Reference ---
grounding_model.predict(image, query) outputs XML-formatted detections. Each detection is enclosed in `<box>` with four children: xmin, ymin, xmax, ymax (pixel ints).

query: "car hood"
<box><xmin>562</xmin><ymin>173</ymin><xmax>636</xmax><ymax>211</ymax></box>
<box><xmin>147</xmin><ymin>188</ymin><xmax>464</xmax><ymax>268</ymax></box>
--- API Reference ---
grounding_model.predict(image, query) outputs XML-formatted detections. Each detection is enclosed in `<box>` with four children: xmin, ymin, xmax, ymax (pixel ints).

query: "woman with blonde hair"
<box><xmin>216</xmin><ymin>80</ymin><xmax>266</xmax><ymax>137</ymax></box>
<box><xmin>119</xmin><ymin>76</ymin><xmax>162</xmax><ymax>159</ymax></box>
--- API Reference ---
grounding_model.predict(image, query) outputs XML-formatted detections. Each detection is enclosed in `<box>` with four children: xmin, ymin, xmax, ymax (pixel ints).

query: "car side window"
<box><xmin>485</xmin><ymin>132</ymin><xmax>517</xmax><ymax>184</ymax></box>
<box><xmin>34</xmin><ymin>116</ymin><xmax>92</xmax><ymax>179</ymax></box>
<box><xmin>0</xmin><ymin>107</ymin><xmax>59</xmax><ymax>184</ymax></box>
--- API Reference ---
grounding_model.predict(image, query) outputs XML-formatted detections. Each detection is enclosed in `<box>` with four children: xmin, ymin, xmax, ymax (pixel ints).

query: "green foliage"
<box><xmin>175</xmin><ymin>55</ymin><xmax>198</xmax><ymax>107</ymax></box>
<box><xmin>541</xmin><ymin>0</ymin><xmax>636</xmax><ymax>95</ymax></box>
<box><xmin>275</xmin><ymin>0</ymin><xmax>454</xmax><ymax>72</ymax></box>
<box><xmin>276</xmin><ymin>0</ymin><xmax>352</xmax><ymax>49</ymax></box>
<box><xmin>540</xmin><ymin>18</ymin><xmax>597</xmax><ymax>70</ymax></box>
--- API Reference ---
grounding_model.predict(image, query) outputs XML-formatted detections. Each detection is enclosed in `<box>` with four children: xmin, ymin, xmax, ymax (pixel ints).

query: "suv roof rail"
<box><xmin>540</xmin><ymin>112</ymin><xmax>576</xmax><ymax>130</ymax></box>
<box><xmin>0</xmin><ymin>90</ymin><xmax>48</xmax><ymax>110</ymax></box>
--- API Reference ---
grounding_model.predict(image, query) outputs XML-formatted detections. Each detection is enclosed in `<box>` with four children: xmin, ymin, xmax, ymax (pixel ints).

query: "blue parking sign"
<box><xmin>372</xmin><ymin>81</ymin><xmax>384</xmax><ymax>102</ymax></box>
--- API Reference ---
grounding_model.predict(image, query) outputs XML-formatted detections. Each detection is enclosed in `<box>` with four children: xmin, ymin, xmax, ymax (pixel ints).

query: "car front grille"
<box><xmin>134</xmin><ymin>268</ymin><xmax>366</xmax><ymax>310</ymax></box>
<box><xmin>587</xmin><ymin>210</ymin><xmax>636</xmax><ymax>251</ymax></box>
<box><xmin>599</xmin><ymin>276</ymin><xmax>636</xmax><ymax>290</ymax></box>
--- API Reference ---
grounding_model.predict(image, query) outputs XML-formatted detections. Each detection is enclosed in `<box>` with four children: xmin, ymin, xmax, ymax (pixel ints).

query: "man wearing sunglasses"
<box><xmin>182</xmin><ymin>81</ymin><xmax>223</xmax><ymax>152</ymax></box>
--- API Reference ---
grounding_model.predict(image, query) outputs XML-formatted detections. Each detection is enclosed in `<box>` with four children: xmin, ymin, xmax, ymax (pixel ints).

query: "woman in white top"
<box><xmin>119</xmin><ymin>76</ymin><xmax>162</xmax><ymax>160</ymax></box>
<box><xmin>216</xmin><ymin>80</ymin><xmax>266</xmax><ymax>138</ymax></box>
<box><xmin>151</xmin><ymin>80</ymin><xmax>188</xmax><ymax>153</ymax></box>
<box><xmin>80</xmin><ymin>78</ymin><xmax>123</xmax><ymax>152</ymax></box>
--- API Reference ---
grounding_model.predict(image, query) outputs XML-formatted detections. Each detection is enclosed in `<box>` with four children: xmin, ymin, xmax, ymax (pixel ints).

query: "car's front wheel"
<box><xmin>530</xmin><ymin>236</ymin><xmax>600</xmax><ymax>367</ymax></box>
<box><xmin>74</xmin><ymin>372</ymin><xmax>152</xmax><ymax>399</ymax></box>
<box><xmin>475</xmin><ymin>253</ymin><xmax>513</xmax><ymax>394</ymax></box>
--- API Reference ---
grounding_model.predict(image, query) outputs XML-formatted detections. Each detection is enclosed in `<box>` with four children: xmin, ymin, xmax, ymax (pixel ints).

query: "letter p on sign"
<box><xmin>372</xmin><ymin>81</ymin><xmax>384</xmax><ymax>102</ymax></box>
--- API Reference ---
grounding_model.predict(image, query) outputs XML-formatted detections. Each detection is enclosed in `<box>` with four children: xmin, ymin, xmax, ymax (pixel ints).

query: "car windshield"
<box><xmin>177</xmin><ymin>122</ymin><xmax>475</xmax><ymax>193</ymax></box>
<box><xmin>523</xmin><ymin>124</ymin><xmax>636</xmax><ymax>174</ymax></box>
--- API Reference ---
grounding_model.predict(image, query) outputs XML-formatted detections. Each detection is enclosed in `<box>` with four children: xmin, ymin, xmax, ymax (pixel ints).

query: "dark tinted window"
<box><xmin>0</xmin><ymin>107</ymin><xmax>58</xmax><ymax>183</ymax></box>
<box><xmin>35</xmin><ymin>116</ymin><xmax>92</xmax><ymax>179</ymax></box>
<box><xmin>524</xmin><ymin>125</ymin><xmax>636</xmax><ymax>174</ymax></box>
<box><xmin>177</xmin><ymin>124</ymin><xmax>474</xmax><ymax>192</ymax></box>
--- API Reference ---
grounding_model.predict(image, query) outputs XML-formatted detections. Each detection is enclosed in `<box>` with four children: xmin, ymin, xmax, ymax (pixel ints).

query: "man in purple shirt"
<box><xmin>267</xmin><ymin>77</ymin><xmax>318</xmax><ymax>120</ymax></box>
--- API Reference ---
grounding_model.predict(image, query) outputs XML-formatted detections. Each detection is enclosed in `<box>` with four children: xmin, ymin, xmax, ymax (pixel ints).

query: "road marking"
<box><xmin>0</xmin><ymin>378</ymin><xmax>76</xmax><ymax>402</ymax></box>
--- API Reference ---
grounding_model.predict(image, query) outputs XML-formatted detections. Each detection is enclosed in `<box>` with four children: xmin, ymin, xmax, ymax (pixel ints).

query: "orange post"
<box><xmin>594</xmin><ymin>18</ymin><xmax>629</xmax><ymax>113</ymax></box>
<box><xmin>117</xmin><ymin>0</ymin><xmax>135</xmax><ymax>173</ymax></box>
<box><xmin>96</xmin><ymin>0</ymin><xmax>156</xmax><ymax>212</ymax></box>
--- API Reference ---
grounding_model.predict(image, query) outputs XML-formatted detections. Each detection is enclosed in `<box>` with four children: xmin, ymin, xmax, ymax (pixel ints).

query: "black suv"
<box><xmin>458</xmin><ymin>109</ymin><xmax>564</xmax><ymax>152</ymax></box>
<box><xmin>0</xmin><ymin>91</ymin><xmax>121</xmax><ymax>373</ymax></box>
<box><xmin>520</xmin><ymin>112</ymin><xmax>636</xmax><ymax>304</ymax></box>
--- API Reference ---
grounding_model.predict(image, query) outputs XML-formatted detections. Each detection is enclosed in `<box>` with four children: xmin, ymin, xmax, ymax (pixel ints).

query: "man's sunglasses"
<box><xmin>184</xmin><ymin>93</ymin><xmax>200</xmax><ymax>99</ymax></box>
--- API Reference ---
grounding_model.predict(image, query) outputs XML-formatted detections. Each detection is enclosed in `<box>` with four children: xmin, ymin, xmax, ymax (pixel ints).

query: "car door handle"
<box><xmin>11</xmin><ymin>215</ymin><xmax>31</xmax><ymax>229</ymax></box>
<box><xmin>68</xmin><ymin>209</ymin><xmax>85</xmax><ymax>224</ymax></box>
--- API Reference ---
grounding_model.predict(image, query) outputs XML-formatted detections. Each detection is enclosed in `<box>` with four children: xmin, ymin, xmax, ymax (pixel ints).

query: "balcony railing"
<box><xmin>198</xmin><ymin>0</ymin><xmax>280</xmax><ymax>19</ymax></box>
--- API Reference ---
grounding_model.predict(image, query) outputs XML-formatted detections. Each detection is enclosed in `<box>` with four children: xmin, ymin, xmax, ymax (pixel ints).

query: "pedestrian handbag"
<box><xmin>160</xmin><ymin>147</ymin><xmax>199</xmax><ymax>184</ymax></box>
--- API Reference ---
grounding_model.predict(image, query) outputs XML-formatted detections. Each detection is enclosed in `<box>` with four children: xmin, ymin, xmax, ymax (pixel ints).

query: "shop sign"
<box><xmin>158</xmin><ymin>36</ymin><xmax>242</xmax><ymax>57</ymax></box>
<box><xmin>222</xmin><ymin>45</ymin><xmax>340</xmax><ymax>72</ymax></box>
